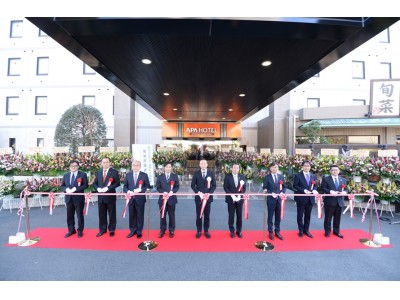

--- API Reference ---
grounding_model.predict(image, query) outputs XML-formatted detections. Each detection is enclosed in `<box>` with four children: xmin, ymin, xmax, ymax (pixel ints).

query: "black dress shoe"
<box><xmin>205</xmin><ymin>232</ymin><xmax>211</xmax><ymax>239</ymax></box>
<box><xmin>237</xmin><ymin>232</ymin><xmax>243</xmax><ymax>238</ymax></box>
<box><xmin>298</xmin><ymin>232</ymin><xmax>304</xmax><ymax>237</ymax></box>
<box><xmin>304</xmin><ymin>231</ymin><xmax>314</xmax><ymax>238</ymax></box>
<box><xmin>77</xmin><ymin>232</ymin><xmax>83</xmax><ymax>238</ymax></box>
<box><xmin>275</xmin><ymin>232</ymin><xmax>284</xmax><ymax>240</ymax></box>
<box><xmin>64</xmin><ymin>231</ymin><xmax>76</xmax><ymax>238</ymax></box>
<box><xmin>158</xmin><ymin>231</ymin><xmax>165</xmax><ymax>238</ymax></box>
<box><xmin>126</xmin><ymin>232</ymin><xmax>136</xmax><ymax>238</ymax></box>
<box><xmin>324</xmin><ymin>232</ymin><xmax>330</xmax><ymax>237</ymax></box>
<box><xmin>269</xmin><ymin>232</ymin><xmax>274</xmax><ymax>240</ymax></box>
<box><xmin>333</xmin><ymin>232</ymin><xmax>344</xmax><ymax>238</ymax></box>
<box><xmin>96</xmin><ymin>231</ymin><xmax>106</xmax><ymax>237</ymax></box>
<box><xmin>109</xmin><ymin>232</ymin><xmax>115</xmax><ymax>237</ymax></box>
<box><xmin>137</xmin><ymin>233</ymin><xmax>142</xmax><ymax>239</ymax></box>
<box><xmin>195</xmin><ymin>232</ymin><xmax>201</xmax><ymax>238</ymax></box>
<box><xmin>230</xmin><ymin>232</ymin><xmax>235</xmax><ymax>238</ymax></box>
<box><xmin>169</xmin><ymin>231</ymin><xmax>174</xmax><ymax>238</ymax></box>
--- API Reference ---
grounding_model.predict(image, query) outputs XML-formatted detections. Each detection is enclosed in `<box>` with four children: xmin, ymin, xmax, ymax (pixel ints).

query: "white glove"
<box><xmin>168</xmin><ymin>191</ymin><xmax>173</xmax><ymax>196</ymax></box>
<box><xmin>103</xmin><ymin>187</ymin><xmax>108</xmax><ymax>192</ymax></box>
<box><xmin>231</xmin><ymin>195</ymin><xmax>237</xmax><ymax>201</ymax></box>
<box><xmin>330</xmin><ymin>190</ymin><xmax>338</xmax><ymax>195</ymax></box>
<box><xmin>235</xmin><ymin>195</ymin><xmax>241</xmax><ymax>202</ymax></box>
<box><xmin>128</xmin><ymin>190</ymin><xmax>134</xmax><ymax>195</ymax></box>
<box><xmin>71</xmin><ymin>187</ymin><xmax>76</xmax><ymax>193</ymax></box>
<box><xmin>66</xmin><ymin>188</ymin><xmax>71</xmax><ymax>193</ymax></box>
<box><xmin>198</xmin><ymin>192</ymin><xmax>204</xmax><ymax>198</ymax></box>
<box><xmin>134</xmin><ymin>188</ymin><xmax>141</xmax><ymax>193</ymax></box>
<box><xmin>312</xmin><ymin>190</ymin><xmax>319</xmax><ymax>195</ymax></box>
<box><xmin>97</xmin><ymin>188</ymin><xmax>102</xmax><ymax>193</ymax></box>
<box><xmin>272</xmin><ymin>193</ymin><xmax>277</xmax><ymax>198</ymax></box>
<box><xmin>341</xmin><ymin>191</ymin><xmax>347</xmax><ymax>195</ymax></box>
<box><xmin>304</xmin><ymin>189</ymin><xmax>311</xmax><ymax>194</ymax></box>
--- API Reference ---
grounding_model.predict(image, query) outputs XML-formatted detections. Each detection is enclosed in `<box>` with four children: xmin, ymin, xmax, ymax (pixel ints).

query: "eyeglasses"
<box><xmin>70</xmin><ymin>165</ymin><xmax>79</xmax><ymax>167</ymax></box>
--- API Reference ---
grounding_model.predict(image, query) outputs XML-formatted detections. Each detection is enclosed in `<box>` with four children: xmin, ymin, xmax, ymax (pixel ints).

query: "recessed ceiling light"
<box><xmin>239</xmin><ymin>94</ymin><xmax>245</xmax><ymax>97</ymax></box>
<box><xmin>178</xmin><ymin>117</ymin><xmax>182</xmax><ymax>119</ymax></box>
<box><xmin>222</xmin><ymin>117</ymin><xmax>226</xmax><ymax>120</ymax></box>
<box><xmin>163</xmin><ymin>92</ymin><xmax>170</xmax><ymax>96</ymax></box>
<box><xmin>141</xmin><ymin>59</ymin><xmax>152</xmax><ymax>64</ymax></box>
<box><xmin>173</xmin><ymin>108</ymin><xmax>178</xmax><ymax>111</ymax></box>
<box><xmin>228</xmin><ymin>108</ymin><xmax>233</xmax><ymax>111</ymax></box>
<box><xmin>261</xmin><ymin>60</ymin><xmax>272</xmax><ymax>67</ymax></box>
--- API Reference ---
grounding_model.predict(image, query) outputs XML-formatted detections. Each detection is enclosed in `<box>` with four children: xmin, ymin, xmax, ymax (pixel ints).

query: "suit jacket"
<box><xmin>123</xmin><ymin>170</ymin><xmax>151</xmax><ymax>205</ymax></box>
<box><xmin>321</xmin><ymin>175</ymin><xmax>349</xmax><ymax>207</ymax></box>
<box><xmin>191</xmin><ymin>169</ymin><xmax>217</xmax><ymax>202</ymax></box>
<box><xmin>223</xmin><ymin>173</ymin><xmax>246</xmax><ymax>204</ymax></box>
<box><xmin>93</xmin><ymin>167</ymin><xmax>121</xmax><ymax>203</ymax></box>
<box><xmin>293</xmin><ymin>171</ymin><xmax>318</xmax><ymax>205</ymax></box>
<box><xmin>155</xmin><ymin>172</ymin><xmax>180</xmax><ymax>205</ymax></box>
<box><xmin>262</xmin><ymin>173</ymin><xmax>286</xmax><ymax>204</ymax></box>
<box><xmin>61</xmin><ymin>170</ymin><xmax>89</xmax><ymax>204</ymax></box>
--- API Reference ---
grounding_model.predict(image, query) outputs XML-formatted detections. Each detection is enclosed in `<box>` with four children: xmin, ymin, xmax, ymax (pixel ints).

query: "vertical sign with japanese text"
<box><xmin>132</xmin><ymin>144</ymin><xmax>155</xmax><ymax>187</ymax></box>
<box><xmin>370</xmin><ymin>79</ymin><xmax>400</xmax><ymax>117</ymax></box>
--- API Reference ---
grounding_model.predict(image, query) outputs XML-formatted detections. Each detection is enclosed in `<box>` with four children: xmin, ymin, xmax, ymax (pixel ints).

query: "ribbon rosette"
<box><xmin>315</xmin><ymin>194</ymin><xmax>323</xmax><ymax>218</ymax></box>
<box><xmin>206</xmin><ymin>177</ymin><xmax>211</xmax><ymax>189</ymax></box>
<box><xmin>77</xmin><ymin>178</ymin><xmax>82</xmax><ymax>187</ymax></box>
<box><xmin>138</xmin><ymin>180</ymin><xmax>143</xmax><ymax>190</ymax></box>
<box><xmin>347</xmin><ymin>194</ymin><xmax>355</xmax><ymax>218</ymax></box>
<box><xmin>48</xmin><ymin>192</ymin><xmax>56</xmax><ymax>215</ymax></box>
<box><xmin>121</xmin><ymin>192</ymin><xmax>132</xmax><ymax>218</ymax></box>
<box><xmin>280</xmin><ymin>193</ymin><xmax>287</xmax><ymax>219</ymax></box>
<box><xmin>279</xmin><ymin>180</ymin><xmax>283</xmax><ymax>191</ymax></box>
<box><xmin>199</xmin><ymin>193</ymin><xmax>209</xmax><ymax>219</ymax></box>
<box><xmin>311</xmin><ymin>180</ymin><xmax>316</xmax><ymax>190</ymax></box>
<box><xmin>170</xmin><ymin>180</ymin><xmax>175</xmax><ymax>192</ymax></box>
<box><xmin>243</xmin><ymin>194</ymin><xmax>249</xmax><ymax>220</ymax></box>
<box><xmin>107</xmin><ymin>177</ymin><xmax>113</xmax><ymax>187</ymax></box>
<box><xmin>341</xmin><ymin>183</ymin><xmax>346</xmax><ymax>192</ymax></box>
<box><xmin>160</xmin><ymin>193</ymin><xmax>170</xmax><ymax>218</ymax></box>
<box><xmin>83</xmin><ymin>193</ymin><xmax>92</xmax><ymax>215</ymax></box>
<box><xmin>238</xmin><ymin>180</ymin><xmax>244</xmax><ymax>192</ymax></box>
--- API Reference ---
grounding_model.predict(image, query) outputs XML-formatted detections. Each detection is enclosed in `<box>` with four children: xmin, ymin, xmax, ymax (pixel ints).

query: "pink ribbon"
<box><xmin>347</xmin><ymin>194</ymin><xmax>355</xmax><ymax>218</ymax></box>
<box><xmin>280</xmin><ymin>194</ymin><xmax>287</xmax><ymax>220</ymax></box>
<box><xmin>315</xmin><ymin>194</ymin><xmax>323</xmax><ymax>219</ymax></box>
<box><xmin>199</xmin><ymin>193</ymin><xmax>209</xmax><ymax>219</ymax></box>
<box><xmin>159</xmin><ymin>193</ymin><xmax>170</xmax><ymax>218</ymax></box>
<box><xmin>243</xmin><ymin>194</ymin><xmax>249</xmax><ymax>220</ymax></box>
<box><xmin>83</xmin><ymin>193</ymin><xmax>92</xmax><ymax>215</ymax></box>
<box><xmin>121</xmin><ymin>193</ymin><xmax>132</xmax><ymax>218</ymax></box>
<box><xmin>48</xmin><ymin>192</ymin><xmax>55</xmax><ymax>215</ymax></box>
<box><xmin>361</xmin><ymin>191</ymin><xmax>382</xmax><ymax>234</ymax></box>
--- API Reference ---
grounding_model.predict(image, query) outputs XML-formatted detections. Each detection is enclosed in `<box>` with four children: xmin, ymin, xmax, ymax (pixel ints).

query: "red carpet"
<box><xmin>6</xmin><ymin>228</ymin><xmax>392</xmax><ymax>252</ymax></box>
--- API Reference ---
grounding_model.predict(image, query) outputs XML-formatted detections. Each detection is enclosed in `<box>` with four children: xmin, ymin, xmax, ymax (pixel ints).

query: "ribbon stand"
<box><xmin>138</xmin><ymin>188</ymin><xmax>157</xmax><ymax>251</ymax></box>
<box><xmin>255</xmin><ymin>192</ymin><xmax>274</xmax><ymax>251</ymax></box>
<box><xmin>359</xmin><ymin>194</ymin><xmax>381</xmax><ymax>248</ymax></box>
<box><xmin>18</xmin><ymin>193</ymin><xmax>40</xmax><ymax>247</ymax></box>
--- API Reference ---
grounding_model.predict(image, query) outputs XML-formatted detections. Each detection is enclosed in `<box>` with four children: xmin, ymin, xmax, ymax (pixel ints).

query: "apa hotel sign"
<box><xmin>183</xmin><ymin>123</ymin><xmax>220</xmax><ymax>138</ymax></box>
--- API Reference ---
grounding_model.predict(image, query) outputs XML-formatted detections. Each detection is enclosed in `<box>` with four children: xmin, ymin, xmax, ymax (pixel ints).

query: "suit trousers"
<box><xmin>159</xmin><ymin>202</ymin><xmax>176</xmax><ymax>232</ymax></box>
<box><xmin>227</xmin><ymin>202</ymin><xmax>243</xmax><ymax>233</ymax></box>
<box><xmin>66</xmin><ymin>199</ymin><xmax>84</xmax><ymax>233</ymax></box>
<box><xmin>98</xmin><ymin>200</ymin><xmax>116</xmax><ymax>232</ymax></box>
<box><xmin>195</xmin><ymin>200</ymin><xmax>211</xmax><ymax>232</ymax></box>
<box><xmin>267</xmin><ymin>200</ymin><xmax>281</xmax><ymax>233</ymax></box>
<box><xmin>128</xmin><ymin>199</ymin><xmax>145</xmax><ymax>234</ymax></box>
<box><xmin>324</xmin><ymin>204</ymin><xmax>342</xmax><ymax>234</ymax></box>
<box><xmin>296</xmin><ymin>201</ymin><xmax>313</xmax><ymax>233</ymax></box>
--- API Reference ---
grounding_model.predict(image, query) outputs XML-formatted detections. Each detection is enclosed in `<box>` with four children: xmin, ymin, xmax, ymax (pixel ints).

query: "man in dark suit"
<box><xmin>123</xmin><ymin>159</ymin><xmax>151</xmax><ymax>239</ymax></box>
<box><xmin>61</xmin><ymin>160</ymin><xmax>88</xmax><ymax>238</ymax></box>
<box><xmin>223</xmin><ymin>163</ymin><xmax>246</xmax><ymax>238</ymax></box>
<box><xmin>293</xmin><ymin>160</ymin><xmax>318</xmax><ymax>238</ymax></box>
<box><xmin>155</xmin><ymin>162</ymin><xmax>180</xmax><ymax>238</ymax></box>
<box><xmin>321</xmin><ymin>164</ymin><xmax>348</xmax><ymax>238</ymax></box>
<box><xmin>262</xmin><ymin>162</ymin><xmax>286</xmax><ymax>240</ymax></box>
<box><xmin>191</xmin><ymin>159</ymin><xmax>217</xmax><ymax>239</ymax></box>
<box><xmin>93</xmin><ymin>157</ymin><xmax>121</xmax><ymax>237</ymax></box>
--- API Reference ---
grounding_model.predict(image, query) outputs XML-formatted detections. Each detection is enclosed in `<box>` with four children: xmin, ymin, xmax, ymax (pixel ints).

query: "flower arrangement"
<box><xmin>254</xmin><ymin>154</ymin><xmax>270</xmax><ymax>170</ymax></box>
<box><xmin>341</xmin><ymin>156</ymin><xmax>370</xmax><ymax>177</ymax></box>
<box><xmin>0</xmin><ymin>179</ymin><xmax>15</xmax><ymax>196</ymax></box>
<box><xmin>376</xmin><ymin>180</ymin><xmax>399</xmax><ymax>203</ymax></box>
<box><xmin>173</xmin><ymin>165</ymin><xmax>185</xmax><ymax>175</ymax></box>
<box><xmin>152</xmin><ymin>150</ymin><xmax>186</xmax><ymax>167</ymax></box>
<box><xmin>23</xmin><ymin>177</ymin><xmax>53</xmax><ymax>193</ymax></box>
<box><xmin>240</xmin><ymin>168</ymin><xmax>254</xmax><ymax>180</ymax></box>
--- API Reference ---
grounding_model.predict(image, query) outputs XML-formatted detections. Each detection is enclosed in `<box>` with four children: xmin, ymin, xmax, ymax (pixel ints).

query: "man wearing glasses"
<box><xmin>61</xmin><ymin>160</ymin><xmax>89</xmax><ymax>238</ymax></box>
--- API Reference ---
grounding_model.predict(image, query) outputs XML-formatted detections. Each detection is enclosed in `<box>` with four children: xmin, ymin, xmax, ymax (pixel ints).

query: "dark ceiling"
<box><xmin>27</xmin><ymin>17</ymin><xmax>399</xmax><ymax>122</ymax></box>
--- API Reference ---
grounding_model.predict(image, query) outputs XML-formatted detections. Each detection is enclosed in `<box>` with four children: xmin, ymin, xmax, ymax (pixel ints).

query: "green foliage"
<box><xmin>54</xmin><ymin>104</ymin><xmax>107</xmax><ymax>154</ymax></box>
<box><xmin>300</xmin><ymin>120</ymin><xmax>328</xmax><ymax>144</ymax></box>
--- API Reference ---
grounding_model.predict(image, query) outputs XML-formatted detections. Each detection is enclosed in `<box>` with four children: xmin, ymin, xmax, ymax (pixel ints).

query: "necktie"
<box><xmin>202</xmin><ymin>172</ymin><xmax>206</xmax><ymax>179</ymax></box>
<box><xmin>274</xmin><ymin>175</ymin><xmax>278</xmax><ymax>184</ymax></box>
<box><xmin>305</xmin><ymin>173</ymin><xmax>310</xmax><ymax>185</ymax></box>
<box><xmin>334</xmin><ymin>177</ymin><xmax>339</xmax><ymax>189</ymax></box>
<box><xmin>134</xmin><ymin>172</ymin><xmax>138</xmax><ymax>185</ymax></box>
<box><xmin>71</xmin><ymin>173</ymin><xmax>75</xmax><ymax>186</ymax></box>
<box><xmin>234</xmin><ymin>175</ymin><xmax>238</xmax><ymax>187</ymax></box>
<box><xmin>166</xmin><ymin>173</ymin><xmax>169</xmax><ymax>181</ymax></box>
<box><xmin>103</xmin><ymin>169</ymin><xmax>107</xmax><ymax>181</ymax></box>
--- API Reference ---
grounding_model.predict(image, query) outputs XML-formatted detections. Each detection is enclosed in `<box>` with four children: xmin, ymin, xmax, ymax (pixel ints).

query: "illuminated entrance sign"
<box><xmin>183</xmin><ymin>123</ymin><xmax>220</xmax><ymax>138</ymax></box>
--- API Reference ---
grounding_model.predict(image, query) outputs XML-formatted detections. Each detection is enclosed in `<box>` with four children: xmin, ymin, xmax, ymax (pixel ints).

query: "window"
<box><xmin>6</xmin><ymin>97</ymin><xmax>19</xmax><ymax>115</ymax></box>
<box><xmin>352</xmin><ymin>99</ymin><xmax>366</xmax><ymax>106</ymax></box>
<box><xmin>35</xmin><ymin>96</ymin><xmax>47</xmax><ymax>115</ymax></box>
<box><xmin>83</xmin><ymin>63</ymin><xmax>96</xmax><ymax>75</ymax></box>
<box><xmin>10</xmin><ymin>20</ymin><xmax>23</xmax><ymax>38</ymax></box>
<box><xmin>348</xmin><ymin>136</ymin><xmax>379</xmax><ymax>144</ymax></box>
<box><xmin>380</xmin><ymin>62</ymin><xmax>392</xmax><ymax>79</ymax></box>
<box><xmin>36</xmin><ymin>57</ymin><xmax>49</xmax><ymax>75</ymax></box>
<box><xmin>378</xmin><ymin>28</ymin><xmax>390</xmax><ymax>43</ymax></box>
<box><xmin>105</xmin><ymin>139</ymin><xmax>114</xmax><ymax>147</ymax></box>
<box><xmin>38</xmin><ymin>29</ymin><xmax>48</xmax><ymax>37</ymax></box>
<box><xmin>352</xmin><ymin>60</ymin><xmax>365</xmax><ymax>79</ymax></box>
<box><xmin>326</xmin><ymin>136</ymin><xmax>346</xmax><ymax>144</ymax></box>
<box><xmin>8</xmin><ymin>58</ymin><xmax>21</xmax><ymax>76</ymax></box>
<box><xmin>307</xmin><ymin>98</ymin><xmax>320</xmax><ymax>108</ymax></box>
<box><xmin>37</xmin><ymin>138</ymin><xmax>44</xmax><ymax>147</ymax></box>
<box><xmin>82</xmin><ymin>96</ymin><xmax>96</xmax><ymax>106</ymax></box>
